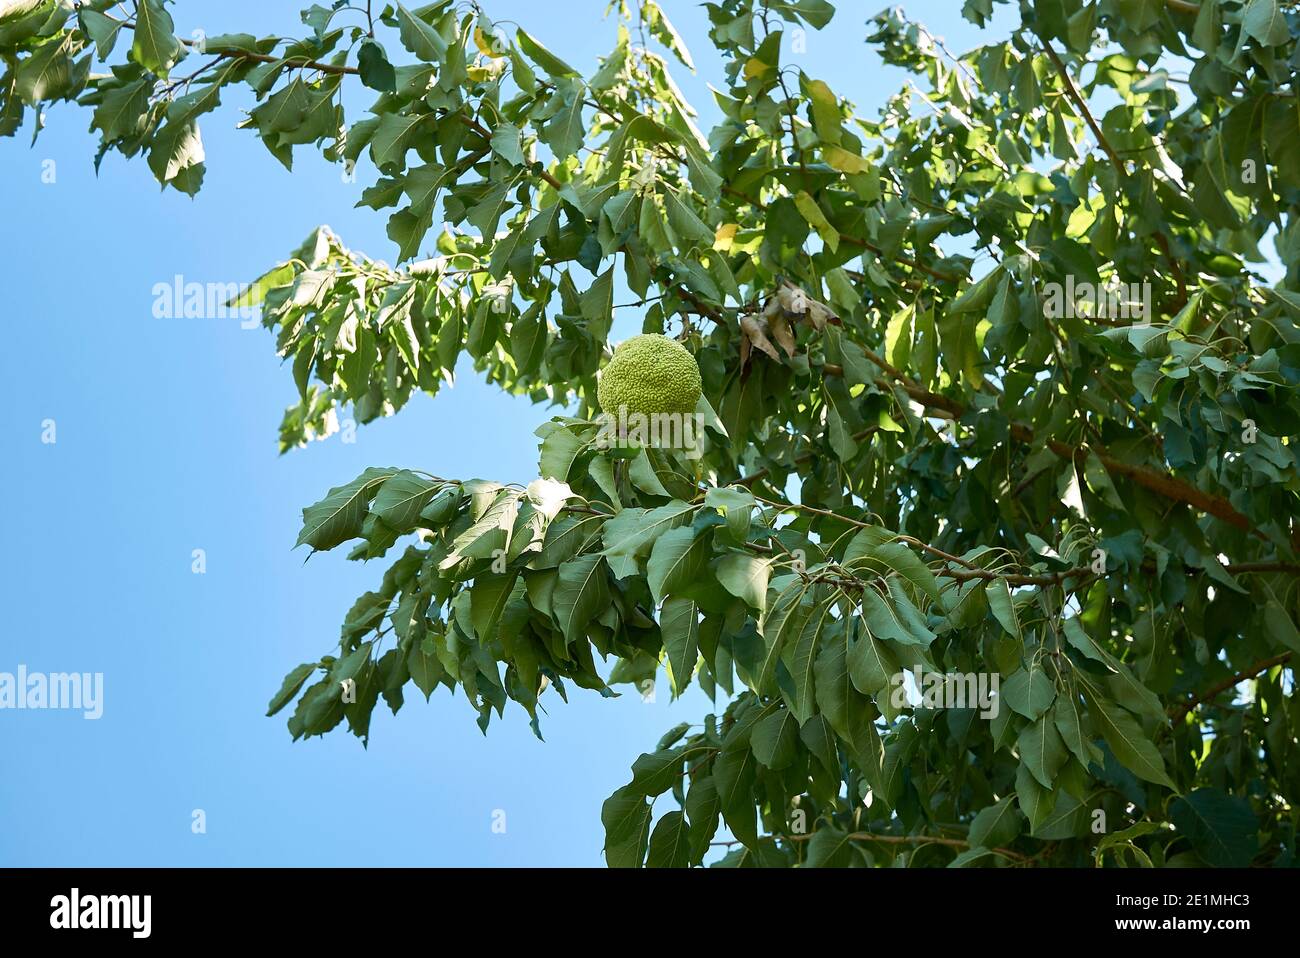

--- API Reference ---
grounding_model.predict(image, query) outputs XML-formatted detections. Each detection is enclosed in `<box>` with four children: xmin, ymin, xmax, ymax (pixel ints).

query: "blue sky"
<box><xmin>0</xmin><ymin>1</ymin><xmax>1013</xmax><ymax>866</ymax></box>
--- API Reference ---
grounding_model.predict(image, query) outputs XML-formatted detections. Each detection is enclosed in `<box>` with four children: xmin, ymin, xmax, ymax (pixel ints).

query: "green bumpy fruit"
<box><xmin>596</xmin><ymin>334</ymin><xmax>702</xmax><ymax>418</ymax></box>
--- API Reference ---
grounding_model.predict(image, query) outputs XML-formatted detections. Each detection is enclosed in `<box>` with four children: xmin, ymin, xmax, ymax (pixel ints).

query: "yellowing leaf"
<box><xmin>793</xmin><ymin>191</ymin><xmax>839</xmax><ymax>253</ymax></box>
<box><xmin>823</xmin><ymin>145</ymin><xmax>870</xmax><ymax>175</ymax></box>
<box><xmin>474</xmin><ymin>26</ymin><xmax>504</xmax><ymax>58</ymax></box>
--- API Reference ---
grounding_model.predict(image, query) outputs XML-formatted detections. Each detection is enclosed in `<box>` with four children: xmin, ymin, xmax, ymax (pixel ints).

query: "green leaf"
<box><xmin>579</xmin><ymin>266</ymin><xmax>614</xmax><ymax>338</ymax></box>
<box><xmin>645</xmin><ymin>811</ymin><xmax>692</xmax><ymax>867</ymax></box>
<box><xmin>859</xmin><ymin>585</ymin><xmax>933</xmax><ymax>648</ymax></box>
<box><xmin>753</xmin><ymin>582</ymin><xmax>812</xmax><ymax>695</ymax></box>
<box><xmin>1001</xmin><ymin>661</ymin><xmax>1056</xmax><ymax>720</ymax></box>
<box><xmin>1052</xmin><ymin>691</ymin><xmax>1098</xmax><ymax>769</ymax></box>
<box><xmin>553</xmin><ymin>554</ymin><xmax>610</xmax><ymax>643</ymax></box>
<box><xmin>470</xmin><ymin>572</ymin><xmax>518</xmax><ymax>643</ymax></box>
<box><xmin>750</xmin><ymin>707</ymin><xmax>799</xmax><ymax>770</ymax></box>
<box><xmin>713</xmin><ymin>744</ymin><xmax>758</xmax><ymax>847</ymax></box>
<box><xmin>1095</xmin><ymin>821</ymin><xmax>1167</xmax><ymax>862</ymax></box>
<box><xmin>628</xmin><ymin>449</ymin><xmax>670</xmax><ymax>498</ymax></box>
<box><xmin>947</xmin><ymin>847</ymin><xmax>995</xmax><ymax>868</ymax></box>
<box><xmin>369</xmin><ymin>112</ymin><xmax>427</xmax><ymax>170</ymax></box>
<box><xmin>147</xmin><ymin>118</ymin><xmax>205</xmax><ymax>191</ymax></box>
<box><xmin>297</xmin><ymin>467</ymin><xmax>400</xmax><ymax>552</ymax></box>
<box><xmin>948</xmin><ymin>265</ymin><xmax>1001</xmax><ymax>314</ymax></box>
<box><xmin>543</xmin><ymin>84</ymin><xmax>585</xmax><ymax>159</ymax></box>
<box><xmin>1242</xmin><ymin>0</ymin><xmax>1289</xmax><ymax>46</ymax></box>
<box><xmin>800</xmin><ymin>713</ymin><xmax>839</xmax><ymax>774</ymax></box>
<box><xmin>79</xmin><ymin>9</ymin><xmax>125</xmax><ymax>59</ymax></box>
<box><xmin>630</xmin><ymin>748</ymin><xmax>683</xmax><ymax>795</ymax></box>
<box><xmin>803</xmin><ymin>77</ymin><xmax>842</xmax><ymax>144</ymax></box>
<box><xmin>1263</xmin><ymin>599</ymin><xmax>1300</xmax><ymax>655</ymax></box>
<box><xmin>643</xmin><ymin>0</ymin><xmax>695</xmax><ymax>70</ymax></box>
<box><xmin>267</xmin><ymin>663</ymin><xmax>317</xmax><ymax>716</ymax></box>
<box><xmin>985</xmin><ymin>579</ymin><xmax>1021</xmax><ymax>639</ymax></box>
<box><xmin>793</xmin><ymin>190</ymin><xmax>839</xmax><ymax>252</ymax></box>
<box><xmin>647</xmin><ymin>526</ymin><xmax>709</xmax><ymax>605</ymax></box>
<box><xmin>407</xmin><ymin>639</ymin><xmax>445</xmax><ymax>700</ymax></box>
<box><xmin>684</xmin><ymin>774</ymin><xmax>720</xmax><ymax>860</ymax></box>
<box><xmin>516</xmin><ymin>28</ymin><xmax>578</xmax><ymax>77</ymax></box>
<box><xmin>602</xmin><ymin>500</ymin><xmax>694</xmax><ymax>578</ymax></box>
<box><xmin>664</xmin><ymin>188</ymin><xmax>714</xmax><ymax>247</ymax></box>
<box><xmin>441</xmin><ymin>489</ymin><xmax>519</xmax><ymax>568</ymax></box>
<box><xmin>1015</xmin><ymin>762</ymin><xmax>1056</xmax><ymax>832</ymax></box>
<box><xmin>1017</xmin><ymin>715</ymin><xmax>1067</xmax><ymax>789</ymax></box>
<box><xmin>812</xmin><ymin>623</ymin><xmax>857</xmax><ymax>737</ymax></box>
<box><xmin>968</xmin><ymin>796</ymin><xmax>1022</xmax><ymax>849</ymax></box>
<box><xmin>91</xmin><ymin>78</ymin><xmax>149</xmax><ymax>142</ymax></box>
<box><xmin>1080</xmin><ymin>679</ymin><xmax>1177</xmax><ymax>790</ymax></box>
<box><xmin>370</xmin><ymin>470</ymin><xmax>442</xmax><ymax>531</ymax></box>
<box><xmin>1169</xmin><ymin>790</ymin><xmax>1259</xmax><ymax>867</ymax></box>
<box><xmin>848</xmin><ymin>618</ymin><xmax>898</xmax><ymax>697</ymax></box>
<box><xmin>601</xmin><ymin>784</ymin><xmax>653</xmax><ymax>867</ymax></box>
<box><xmin>716</xmin><ymin>553</ymin><xmax>770</xmax><ymax>612</ymax></box>
<box><xmin>395</xmin><ymin>3</ymin><xmax>449</xmax><ymax>61</ymax></box>
<box><xmin>357</xmin><ymin>39</ymin><xmax>397</xmax><ymax>93</ymax></box>
<box><xmin>531</xmin><ymin>513</ymin><xmax>602</xmax><ymax>569</ymax></box>
<box><xmin>659</xmin><ymin>595</ymin><xmax>700</xmax><ymax>696</ymax></box>
<box><xmin>1031</xmin><ymin>790</ymin><xmax>1090</xmax><ymax>840</ymax></box>
<box><xmin>538</xmin><ymin>424</ymin><xmax>587</xmax><ymax>482</ymax></box>
<box><xmin>804</xmin><ymin>827</ymin><xmax>856</xmax><ymax>867</ymax></box>
<box><xmin>130</xmin><ymin>0</ymin><xmax>184</xmax><ymax>78</ymax></box>
<box><xmin>703</xmin><ymin>486</ymin><xmax>754</xmax><ymax>544</ymax></box>
<box><xmin>490</xmin><ymin>121</ymin><xmax>525</xmax><ymax>166</ymax></box>
<box><xmin>782</xmin><ymin>595</ymin><xmax>835</xmax><ymax>723</ymax></box>
<box><xmin>857</xmin><ymin>542</ymin><xmax>940</xmax><ymax>605</ymax></box>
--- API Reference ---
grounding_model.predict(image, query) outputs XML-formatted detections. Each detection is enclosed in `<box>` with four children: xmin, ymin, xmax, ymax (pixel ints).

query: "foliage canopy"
<box><xmin>6</xmin><ymin>0</ymin><xmax>1300</xmax><ymax>867</ymax></box>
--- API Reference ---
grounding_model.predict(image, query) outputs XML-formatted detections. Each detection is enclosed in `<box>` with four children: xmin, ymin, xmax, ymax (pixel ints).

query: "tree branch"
<box><xmin>714</xmin><ymin>830</ymin><xmax>1032</xmax><ymax>864</ymax></box>
<box><xmin>1170</xmin><ymin>653</ymin><xmax>1293</xmax><ymax>723</ymax></box>
<box><xmin>174</xmin><ymin>33</ymin><xmax>362</xmax><ymax>76</ymax></box>
<box><xmin>123</xmin><ymin>23</ymin><xmax>569</xmax><ymax>192</ymax></box>
<box><xmin>819</xmin><ymin>354</ymin><xmax>1258</xmax><ymax>535</ymax></box>
<box><xmin>720</xmin><ymin>185</ymin><xmax>964</xmax><ymax>284</ymax></box>
<box><xmin>1038</xmin><ymin>36</ymin><xmax>1187</xmax><ymax>305</ymax></box>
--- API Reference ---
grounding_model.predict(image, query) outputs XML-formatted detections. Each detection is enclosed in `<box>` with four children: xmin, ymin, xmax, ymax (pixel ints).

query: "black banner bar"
<box><xmin>1</xmin><ymin>867</ymin><xmax>1293</xmax><ymax>943</ymax></box>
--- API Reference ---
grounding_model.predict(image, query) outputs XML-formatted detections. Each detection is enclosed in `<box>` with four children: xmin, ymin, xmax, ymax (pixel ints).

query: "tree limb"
<box><xmin>821</xmin><ymin>355</ymin><xmax>1259</xmax><ymax>536</ymax></box>
<box><xmin>714</xmin><ymin>830</ymin><xmax>1032</xmax><ymax>864</ymax></box>
<box><xmin>1170</xmin><ymin>653</ymin><xmax>1294</xmax><ymax>723</ymax></box>
<box><xmin>1037</xmin><ymin>36</ymin><xmax>1187</xmax><ymax>305</ymax></box>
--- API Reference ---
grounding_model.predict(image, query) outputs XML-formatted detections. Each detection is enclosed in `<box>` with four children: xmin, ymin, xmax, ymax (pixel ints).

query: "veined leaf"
<box><xmin>553</xmin><ymin>554</ymin><xmax>610</xmax><ymax>643</ymax></box>
<box><xmin>716</xmin><ymin>553</ymin><xmax>770</xmax><ymax>612</ymax></box>
<box><xmin>659</xmin><ymin>595</ymin><xmax>700</xmax><ymax>696</ymax></box>
<box><xmin>297</xmin><ymin>467</ymin><xmax>400</xmax><ymax>552</ymax></box>
<box><xmin>1079</xmin><ymin>677</ymin><xmax>1177</xmax><ymax>791</ymax></box>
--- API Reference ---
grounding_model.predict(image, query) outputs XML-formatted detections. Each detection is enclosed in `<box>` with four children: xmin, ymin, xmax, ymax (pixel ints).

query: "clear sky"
<box><xmin>1</xmin><ymin>1</ymin><xmax>1013</xmax><ymax>866</ymax></box>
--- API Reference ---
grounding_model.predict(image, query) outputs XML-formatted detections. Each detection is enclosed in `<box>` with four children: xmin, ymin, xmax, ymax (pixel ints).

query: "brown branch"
<box><xmin>714</xmin><ymin>830</ymin><xmax>1031</xmax><ymax>864</ymax></box>
<box><xmin>1010</xmin><ymin>425</ymin><xmax>1257</xmax><ymax>535</ymax></box>
<box><xmin>1040</xmin><ymin>39</ymin><xmax>1122</xmax><ymax>172</ymax></box>
<box><xmin>734</xmin><ymin>428</ymin><xmax>878</xmax><ymax>488</ymax></box>
<box><xmin>1218</xmin><ymin>561</ymin><xmax>1300</xmax><ymax>575</ymax></box>
<box><xmin>1038</xmin><ymin>36</ymin><xmax>1187</xmax><ymax>306</ymax></box>
<box><xmin>124</xmin><ymin>23</ymin><xmax>573</xmax><ymax>193</ymax></box>
<box><xmin>1170</xmin><ymin>653</ymin><xmax>1293</xmax><ymax>723</ymax></box>
<box><xmin>836</xmin><ymin>231</ymin><xmax>964</xmax><ymax>284</ymax></box>
<box><xmin>169</xmin><ymin>32</ymin><xmax>362</xmax><ymax>76</ymax></box>
<box><xmin>818</xmin><ymin>355</ymin><xmax>1256</xmax><ymax>534</ymax></box>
